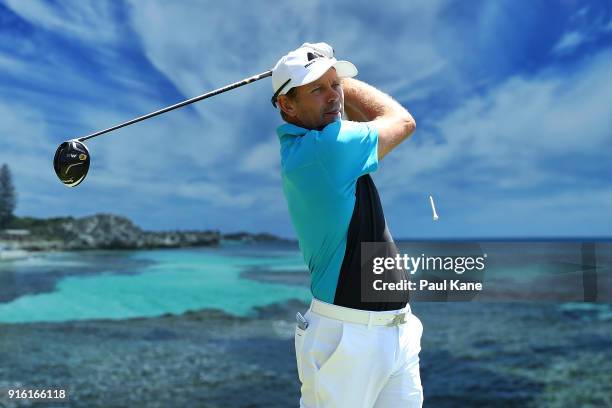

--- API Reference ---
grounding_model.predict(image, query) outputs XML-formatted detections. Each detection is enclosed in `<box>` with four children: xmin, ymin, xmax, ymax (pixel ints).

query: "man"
<box><xmin>272</xmin><ymin>42</ymin><xmax>423</xmax><ymax>408</ymax></box>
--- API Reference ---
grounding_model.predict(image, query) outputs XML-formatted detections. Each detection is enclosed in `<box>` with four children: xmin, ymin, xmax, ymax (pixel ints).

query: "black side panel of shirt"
<box><xmin>333</xmin><ymin>174</ymin><xmax>410</xmax><ymax>311</ymax></box>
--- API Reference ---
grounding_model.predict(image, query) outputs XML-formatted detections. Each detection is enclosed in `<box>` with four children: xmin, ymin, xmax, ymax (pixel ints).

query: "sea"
<box><xmin>1</xmin><ymin>240</ymin><xmax>611</xmax><ymax>407</ymax></box>
<box><xmin>0</xmin><ymin>242</ymin><xmax>311</xmax><ymax>323</ymax></box>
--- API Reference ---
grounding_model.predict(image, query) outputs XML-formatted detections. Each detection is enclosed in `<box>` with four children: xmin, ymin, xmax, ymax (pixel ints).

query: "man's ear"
<box><xmin>277</xmin><ymin>95</ymin><xmax>297</xmax><ymax>118</ymax></box>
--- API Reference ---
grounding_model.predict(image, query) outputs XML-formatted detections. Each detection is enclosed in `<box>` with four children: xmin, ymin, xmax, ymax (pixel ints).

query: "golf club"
<box><xmin>53</xmin><ymin>70</ymin><xmax>273</xmax><ymax>187</ymax></box>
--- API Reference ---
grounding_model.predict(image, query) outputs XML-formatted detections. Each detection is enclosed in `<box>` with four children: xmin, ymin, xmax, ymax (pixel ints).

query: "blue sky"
<box><xmin>0</xmin><ymin>0</ymin><xmax>611</xmax><ymax>239</ymax></box>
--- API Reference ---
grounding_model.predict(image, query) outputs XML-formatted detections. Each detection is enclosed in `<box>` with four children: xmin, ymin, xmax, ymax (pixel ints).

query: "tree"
<box><xmin>0</xmin><ymin>163</ymin><xmax>17</xmax><ymax>227</ymax></box>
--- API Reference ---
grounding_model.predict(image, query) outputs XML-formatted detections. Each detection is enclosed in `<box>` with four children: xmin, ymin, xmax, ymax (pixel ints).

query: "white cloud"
<box><xmin>0</xmin><ymin>54</ymin><xmax>24</xmax><ymax>73</ymax></box>
<box><xmin>174</xmin><ymin>181</ymin><xmax>255</xmax><ymax>209</ymax></box>
<box><xmin>240</xmin><ymin>138</ymin><xmax>281</xmax><ymax>178</ymax></box>
<box><xmin>118</xmin><ymin>0</ymin><xmax>456</xmax><ymax>196</ymax></box>
<box><xmin>376</xmin><ymin>47</ymin><xmax>612</xmax><ymax>205</ymax></box>
<box><xmin>457</xmin><ymin>187</ymin><xmax>612</xmax><ymax>237</ymax></box>
<box><xmin>125</xmin><ymin>0</ymin><xmax>453</xmax><ymax>116</ymax></box>
<box><xmin>0</xmin><ymin>101</ymin><xmax>64</xmax><ymax>217</ymax></box>
<box><xmin>126</xmin><ymin>1</ymin><xmax>311</xmax><ymax>101</ymax></box>
<box><xmin>0</xmin><ymin>102</ymin><xmax>54</xmax><ymax>167</ymax></box>
<box><xmin>3</xmin><ymin>1</ymin><xmax>120</xmax><ymax>44</ymax></box>
<box><xmin>552</xmin><ymin>30</ymin><xmax>588</xmax><ymax>55</ymax></box>
<box><xmin>551</xmin><ymin>11</ymin><xmax>612</xmax><ymax>56</ymax></box>
<box><xmin>2</xmin><ymin>0</ymin><xmax>610</xmax><ymax>237</ymax></box>
<box><xmin>571</xmin><ymin>6</ymin><xmax>590</xmax><ymax>21</ymax></box>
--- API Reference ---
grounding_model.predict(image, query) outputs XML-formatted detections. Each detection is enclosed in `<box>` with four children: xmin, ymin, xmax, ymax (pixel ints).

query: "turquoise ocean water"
<box><xmin>1</xmin><ymin>241</ymin><xmax>611</xmax><ymax>323</ymax></box>
<box><xmin>1</xmin><ymin>241</ymin><xmax>612</xmax><ymax>407</ymax></box>
<box><xmin>0</xmin><ymin>243</ymin><xmax>311</xmax><ymax>323</ymax></box>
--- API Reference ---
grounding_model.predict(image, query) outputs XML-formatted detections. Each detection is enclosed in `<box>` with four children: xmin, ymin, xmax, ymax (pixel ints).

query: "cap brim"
<box><xmin>333</xmin><ymin>60</ymin><xmax>358</xmax><ymax>78</ymax></box>
<box><xmin>292</xmin><ymin>58</ymin><xmax>358</xmax><ymax>91</ymax></box>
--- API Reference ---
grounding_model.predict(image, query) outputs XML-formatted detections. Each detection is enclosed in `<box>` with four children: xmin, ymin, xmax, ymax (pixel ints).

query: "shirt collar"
<box><xmin>276</xmin><ymin>123</ymin><xmax>311</xmax><ymax>150</ymax></box>
<box><xmin>276</xmin><ymin>123</ymin><xmax>309</xmax><ymax>139</ymax></box>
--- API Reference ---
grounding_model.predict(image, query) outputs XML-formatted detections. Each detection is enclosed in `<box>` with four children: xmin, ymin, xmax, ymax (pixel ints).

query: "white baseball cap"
<box><xmin>271</xmin><ymin>42</ymin><xmax>358</xmax><ymax>107</ymax></box>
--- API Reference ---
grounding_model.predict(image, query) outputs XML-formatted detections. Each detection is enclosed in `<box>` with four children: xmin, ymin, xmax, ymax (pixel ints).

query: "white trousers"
<box><xmin>295</xmin><ymin>299</ymin><xmax>424</xmax><ymax>408</ymax></box>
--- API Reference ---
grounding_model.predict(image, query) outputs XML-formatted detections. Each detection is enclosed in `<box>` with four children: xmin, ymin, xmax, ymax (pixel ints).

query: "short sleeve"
<box><xmin>315</xmin><ymin>120</ymin><xmax>379</xmax><ymax>186</ymax></box>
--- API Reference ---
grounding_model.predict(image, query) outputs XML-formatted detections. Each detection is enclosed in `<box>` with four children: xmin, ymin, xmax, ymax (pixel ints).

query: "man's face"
<box><xmin>279</xmin><ymin>68</ymin><xmax>343</xmax><ymax>130</ymax></box>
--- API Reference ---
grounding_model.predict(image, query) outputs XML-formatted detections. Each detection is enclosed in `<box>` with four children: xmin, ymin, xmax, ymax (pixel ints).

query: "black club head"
<box><xmin>53</xmin><ymin>140</ymin><xmax>91</xmax><ymax>187</ymax></box>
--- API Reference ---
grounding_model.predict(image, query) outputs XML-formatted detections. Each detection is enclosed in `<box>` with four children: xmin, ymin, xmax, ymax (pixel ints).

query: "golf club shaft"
<box><xmin>78</xmin><ymin>70</ymin><xmax>272</xmax><ymax>142</ymax></box>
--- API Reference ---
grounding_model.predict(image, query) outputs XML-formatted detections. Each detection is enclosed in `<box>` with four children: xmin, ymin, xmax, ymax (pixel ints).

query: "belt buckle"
<box><xmin>387</xmin><ymin>312</ymin><xmax>407</xmax><ymax>327</ymax></box>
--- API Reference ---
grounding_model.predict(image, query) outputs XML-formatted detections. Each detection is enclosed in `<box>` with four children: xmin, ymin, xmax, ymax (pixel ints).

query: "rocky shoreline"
<box><xmin>1</xmin><ymin>301</ymin><xmax>611</xmax><ymax>407</ymax></box>
<box><xmin>0</xmin><ymin>214</ymin><xmax>291</xmax><ymax>252</ymax></box>
<box><xmin>0</xmin><ymin>299</ymin><xmax>307</xmax><ymax>408</ymax></box>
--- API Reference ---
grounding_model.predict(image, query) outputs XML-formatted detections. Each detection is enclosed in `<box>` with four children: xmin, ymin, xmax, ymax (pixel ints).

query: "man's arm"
<box><xmin>342</xmin><ymin>78</ymin><xmax>416</xmax><ymax>160</ymax></box>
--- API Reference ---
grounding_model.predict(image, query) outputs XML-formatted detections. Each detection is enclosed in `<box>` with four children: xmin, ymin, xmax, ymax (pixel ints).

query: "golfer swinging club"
<box><xmin>272</xmin><ymin>42</ymin><xmax>423</xmax><ymax>407</ymax></box>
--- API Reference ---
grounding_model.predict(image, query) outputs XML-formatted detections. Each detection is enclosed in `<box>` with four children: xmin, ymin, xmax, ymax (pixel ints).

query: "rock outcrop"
<box><xmin>2</xmin><ymin>214</ymin><xmax>220</xmax><ymax>250</ymax></box>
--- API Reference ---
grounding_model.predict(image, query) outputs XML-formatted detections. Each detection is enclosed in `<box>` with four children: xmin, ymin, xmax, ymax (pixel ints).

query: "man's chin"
<box><xmin>311</xmin><ymin>113</ymin><xmax>341</xmax><ymax>130</ymax></box>
<box><xmin>324</xmin><ymin>111</ymin><xmax>342</xmax><ymax>123</ymax></box>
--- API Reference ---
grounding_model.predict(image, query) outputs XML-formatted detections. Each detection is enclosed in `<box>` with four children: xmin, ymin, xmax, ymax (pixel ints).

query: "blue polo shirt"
<box><xmin>277</xmin><ymin>120</ymin><xmax>379</xmax><ymax>303</ymax></box>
